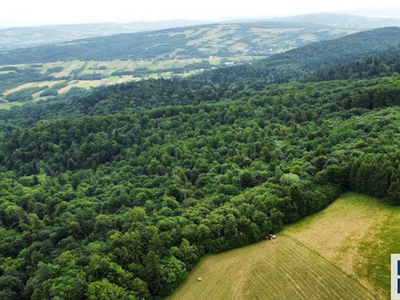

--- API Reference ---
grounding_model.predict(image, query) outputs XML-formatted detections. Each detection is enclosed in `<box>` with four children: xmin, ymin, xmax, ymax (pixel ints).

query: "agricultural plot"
<box><xmin>3</xmin><ymin>81</ymin><xmax>64</xmax><ymax>96</ymax></box>
<box><xmin>283</xmin><ymin>193</ymin><xmax>400</xmax><ymax>299</ymax></box>
<box><xmin>170</xmin><ymin>235</ymin><xmax>374</xmax><ymax>300</ymax></box>
<box><xmin>57</xmin><ymin>76</ymin><xmax>138</xmax><ymax>94</ymax></box>
<box><xmin>0</xmin><ymin>56</ymin><xmax>265</xmax><ymax>110</ymax></box>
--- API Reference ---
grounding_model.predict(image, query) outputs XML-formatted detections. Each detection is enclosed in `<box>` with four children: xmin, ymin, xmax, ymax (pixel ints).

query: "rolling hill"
<box><xmin>268</xmin><ymin>12</ymin><xmax>400</xmax><ymax>29</ymax></box>
<box><xmin>3</xmin><ymin>25</ymin><xmax>398</xmax><ymax>109</ymax></box>
<box><xmin>0</xmin><ymin>22</ymin><xmax>356</xmax><ymax>64</ymax></box>
<box><xmin>170</xmin><ymin>193</ymin><xmax>398</xmax><ymax>299</ymax></box>
<box><xmin>198</xmin><ymin>26</ymin><xmax>400</xmax><ymax>83</ymax></box>
<box><xmin>2</xmin><ymin>16</ymin><xmax>400</xmax><ymax>299</ymax></box>
<box><xmin>0</xmin><ymin>20</ymin><xmax>206</xmax><ymax>50</ymax></box>
<box><xmin>1</xmin><ymin>13</ymin><xmax>398</xmax><ymax>51</ymax></box>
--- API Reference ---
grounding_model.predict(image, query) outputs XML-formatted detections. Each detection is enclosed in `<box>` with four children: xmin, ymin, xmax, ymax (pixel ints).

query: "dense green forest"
<box><xmin>196</xmin><ymin>27</ymin><xmax>400</xmax><ymax>83</ymax></box>
<box><xmin>304</xmin><ymin>51</ymin><xmax>400</xmax><ymax>81</ymax></box>
<box><xmin>2</xmin><ymin>26</ymin><xmax>400</xmax><ymax>299</ymax></box>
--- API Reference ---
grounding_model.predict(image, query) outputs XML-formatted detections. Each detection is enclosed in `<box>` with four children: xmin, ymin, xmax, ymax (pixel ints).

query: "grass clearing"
<box><xmin>57</xmin><ymin>76</ymin><xmax>137</xmax><ymax>93</ymax></box>
<box><xmin>250</xmin><ymin>28</ymin><xmax>301</xmax><ymax>34</ymax></box>
<box><xmin>229</xmin><ymin>43</ymin><xmax>249</xmax><ymax>52</ymax></box>
<box><xmin>283</xmin><ymin>192</ymin><xmax>400</xmax><ymax>299</ymax></box>
<box><xmin>170</xmin><ymin>235</ymin><xmax>374</xmax><ymax>300</ymax></box>
<box><xmin>0</xmin><ymin>101</ymin><xmax>24</xmax><ymax>110</ymax></box>
<box><xmin>300</xmin><ymin>34</ymin><xmax>317</xmax><ymax>41</ymax></box>
<box><xmin>0</xmin><ymin>70</ymin><xmax>15</xmax><ymax>74</ymax></box>
<box><xmin>3</xmin><ymin>81</ymin><xmax>63</xmax><ymax>96</ymax></box>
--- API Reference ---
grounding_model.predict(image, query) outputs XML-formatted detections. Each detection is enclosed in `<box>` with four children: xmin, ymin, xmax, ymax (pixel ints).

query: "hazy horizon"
<box><xmin>2</xmin><ymin>0</ymin><xmax>400</xmax><ymax>29</ymax></box>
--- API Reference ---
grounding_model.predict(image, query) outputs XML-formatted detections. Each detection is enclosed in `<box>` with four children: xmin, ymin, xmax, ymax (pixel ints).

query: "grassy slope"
<box><xmin>169</xmin><ymin>236</ymin><xmax>374</xmax><ymax>300</ymax></box>
<box><xmin>283</xmin><ymin>193</ymin><xmax>400</xmax><ymax>299</ymax></box>
<box><xmin>170</xmin><ymin>193</ymin><xmax>398</xmax><ymax>299</ymax></box>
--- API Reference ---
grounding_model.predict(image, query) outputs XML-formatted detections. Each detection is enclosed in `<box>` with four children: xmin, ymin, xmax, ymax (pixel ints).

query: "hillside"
<box><xmin>1</xmin><ymin>13</ymin><xmax>398</xmax><ymax>51</ymax></box>
<box><xmin>171</xmin><ymin>193</ymin><xmax>397</xmax><ymax>299</ymax></box>
<box><xmin>198</xmin><ymin>26</ymin><xmax>400</xmax><ymax>83</ymax></box>
<box><xmin>0</xmin><ymin>20</ymin><xmax>205</xmax><ymax>50</ymax></box>
<box><xmin>2</xmin><ymin>25</ymin><xmax>400</xmax><ymax>113</ymax></box>
<box><xmin>0</xmin><ymin>26</ymin><xmax>399</xmax><ymax>113</ymax></box>
<box><xmin>268</xmin><ymin>13</ymin><xmax>400</xmax><ymax>29</ymax></box>
<box><xmin>5</xmin><ymin>25</ymin><xmax>400</xmax><ymax>111</ymax></box>
<box><xmin>2</xmin><ymin>22</ymin><xmax>400</xmax><ymax>299</ymax></box>
<box><xmin>1</xmin><ymin>70</ymin><xmax>400</xmax><ymax>298</ymax></box>
<box><xmin>0</xmin><ymin>56</ymin><xmax>261</xmax><ymax>109</ymax></box>
<box><xmin>0</xmin><ymin>22</ymin><xmax>356</xmax><ymax>64</ymax></box>
<box><xmin>169</xmin><ymin>234</ymin><xmax>374</xmax><ymax>300</ymax></box>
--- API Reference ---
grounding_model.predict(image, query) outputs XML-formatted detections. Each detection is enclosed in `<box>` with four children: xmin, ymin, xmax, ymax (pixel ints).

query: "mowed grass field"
<box><xmin>170</xmin><ymin>235</ymin><xmax>374</xmax><ymax>300</ymax></box>
<box><xmin>283</xmin><ymin>193</ymin><xmax>400</xmax><ymax>299</ymax></box>
<box><xmin>170</xmin><ymin>193</ymin><xmax>399</xmax><ymax>299</ymax></box>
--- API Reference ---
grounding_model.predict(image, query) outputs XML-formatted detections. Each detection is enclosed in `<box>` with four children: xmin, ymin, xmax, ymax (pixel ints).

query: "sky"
<box><xmin>1</xmin><ymin>0</ymin><xmax>400</xmax><ymax>28</ymax></box>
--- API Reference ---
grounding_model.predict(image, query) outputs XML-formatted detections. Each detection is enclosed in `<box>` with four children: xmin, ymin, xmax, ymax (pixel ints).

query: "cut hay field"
<box><xmin>170</xmin><ymin>193</ymin><xmax>398</xmax><ymax>299</ymax></box>
<box><xmin>169</xmin><ymin>235</ymin><xmax>374</xmax><ymax>300</ymax></box>
<box><xmin>283</xmin><ymin>193</ymin><xmax>400</xmax><ymax>299</ymax></box>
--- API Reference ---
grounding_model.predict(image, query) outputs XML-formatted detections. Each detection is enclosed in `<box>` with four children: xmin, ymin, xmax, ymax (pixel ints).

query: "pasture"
<box><xmin>171</xmin><ymin>193</ymin><xmax>398</xmax><ymax>299</ymax></box>
<box><xmin>169</xmin><ymin>235</ymin><xmax>374</xmax><ymax>300</ymax></box>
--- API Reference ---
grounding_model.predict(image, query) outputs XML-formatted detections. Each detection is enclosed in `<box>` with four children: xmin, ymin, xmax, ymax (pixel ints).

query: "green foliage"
<box><xmin>196</xmin><ymin>27</ymin><xmax>400</xmax><ymax>84</ymax></box>
<box><xmin>2</xmin><ymin>29</ymin><xmax>400</xmax><ymax>299</ymax></box>
<box><xmin>280</xmin><ymin>173</ymin><xmax>301</xmax><ymax>186</ymax></box>
<box><xmin>5</xmin><ymin>86</ymin><xmax>48</xmax><ymax>102</ymax></box>
<box><xmin>88</xmin><ymin>279</ymin><xmax>137</xmax><ymax>300</ymax></box>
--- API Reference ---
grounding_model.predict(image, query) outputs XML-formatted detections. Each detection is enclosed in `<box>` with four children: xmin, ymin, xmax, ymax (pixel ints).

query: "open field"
<box><xmin>0</xmin><ymin>102</ymin><xmax>23</xmax><ymax>109</ymax></box>
<box><xmin>32</xmin><ymin>56</ymin><xmax>263</xmax><ymax>76</ymax></box>
<box><xmin>171</xmin><ymin>193</ymin><xmax>397</xmax><ymax>299</ymax></box>
<box><xmin>3</xmin><ymin>80</ymin><xmax>64</xmax><ymax>96</ymax></box>
<box><xmin>57</xmin><ymin>76</ymin><xmax>138</xmax><ymax>93</ymax></box>
<box><xmin>170</xmin><ymin>235</ymin><xmax>374</xmax><ymax>300</ymax></box>
<box><xmin>0</xmin><ymin>56</ymin><xmax>265</xmax><ymax>110</ymax></box>
<box><xmin>283</xmin><ymin>193</ymin><xmax>400</xmax><ymax>299</ymax></box>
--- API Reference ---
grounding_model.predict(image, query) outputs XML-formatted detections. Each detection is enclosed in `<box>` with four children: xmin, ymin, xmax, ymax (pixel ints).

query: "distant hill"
<box><xmin>1</xmin><ymin>13</ymin><xmax>399</xmax><ymax>51</ymax></box>
<box><xmin>198</xmin><ymin>27</ymin><xmax>400</xmax><ymax>83</ymax></box>
<box><xmin>0</xmin><ymin>22</ymin><xmax>356</xmax><ymax>64</ymax></box>
<box><xmin>0</xmin><ymin>20</ymin><xmax>206</xmax><ymax>50</ymax></box>
<box><xmin>268</xmin><ymin>12</ymin><xmax>400</xmax><ymax>29</ymax></box>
